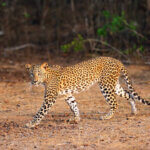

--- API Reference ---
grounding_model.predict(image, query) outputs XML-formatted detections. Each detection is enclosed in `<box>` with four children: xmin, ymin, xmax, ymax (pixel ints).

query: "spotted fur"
<box><xmin>25</xmin><ymin>57</ymin><xmax>150</xmax><ymax>128</ymax></box>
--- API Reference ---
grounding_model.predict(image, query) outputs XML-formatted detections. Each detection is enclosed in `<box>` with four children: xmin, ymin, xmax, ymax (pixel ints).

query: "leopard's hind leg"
<box><xmin>99</xmin><ymin>84</ymin><xmax>118</xmax><ymax>120</ymax></box>
<box><xmin>115</xmin><ymin>81</ymin><xmax>137</xmax><ymax>114</ymax></box>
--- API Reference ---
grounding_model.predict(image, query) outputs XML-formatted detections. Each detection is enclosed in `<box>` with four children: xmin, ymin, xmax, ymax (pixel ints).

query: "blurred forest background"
<box><xmin>0</xmin><ymin>0</ymin><xmax>150</xmax><ymax>64</ymax></box>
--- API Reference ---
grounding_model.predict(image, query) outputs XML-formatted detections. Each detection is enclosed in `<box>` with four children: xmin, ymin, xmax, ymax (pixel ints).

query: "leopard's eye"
<box><xmin>37</xmin><ymin>71</ymin><xmax>42</xmax><ymax>76</ymax></box>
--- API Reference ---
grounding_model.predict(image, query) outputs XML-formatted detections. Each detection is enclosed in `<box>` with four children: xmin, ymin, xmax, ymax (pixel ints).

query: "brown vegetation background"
<box><xmin>0</xmin><ymin>0</ymin><xmax>150</xmax><ymax>62</ymax></box>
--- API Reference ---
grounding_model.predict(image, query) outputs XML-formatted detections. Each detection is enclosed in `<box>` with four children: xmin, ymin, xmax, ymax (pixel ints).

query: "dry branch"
<box><xmin>84</xmin><ymin>38</ymin><xmax>130</xmax><ymax>61</ymax></box>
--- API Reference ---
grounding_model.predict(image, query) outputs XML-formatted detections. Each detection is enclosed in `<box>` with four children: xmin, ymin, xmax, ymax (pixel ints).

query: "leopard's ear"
<box><xmin>41</xmin><ymin>62</ymin><xmax>49</xmax><ymax>69</ymax></box>
<box><xmin>25</xmin><ymin>64</ymin><xmax>31</xmax><ymax>70</ymax></box>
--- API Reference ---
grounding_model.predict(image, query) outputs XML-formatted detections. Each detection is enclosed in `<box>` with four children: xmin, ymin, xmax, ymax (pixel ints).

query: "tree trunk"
<box><xmin>146</xmin><ymin>0</ymin><xmax>150</xmax><ymax>35</ymax></box>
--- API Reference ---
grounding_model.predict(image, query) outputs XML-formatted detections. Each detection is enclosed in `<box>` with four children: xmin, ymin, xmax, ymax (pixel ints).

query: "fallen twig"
<box><xmin>4</xmin><ymin>43</ymin><xmax>37</xmax><ymax>52</ymax></box>
<box><xmin>137</xmin><ymin>80</ymin><xmax>150</xmax><ymax>84</ymax></box>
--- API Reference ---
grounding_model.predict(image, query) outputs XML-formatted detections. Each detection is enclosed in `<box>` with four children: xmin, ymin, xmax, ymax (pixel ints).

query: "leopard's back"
<box><xmin>57</xmin><ymin>57</ymin><xmax>123</xmax><ymax>94</ymax></box>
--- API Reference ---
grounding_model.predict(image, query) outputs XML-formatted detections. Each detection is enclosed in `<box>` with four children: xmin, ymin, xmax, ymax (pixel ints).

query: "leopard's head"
<box><xmin>25</xmin><ymin>62</ymin><xmax>49</xmax><ymax>85</ymax></box>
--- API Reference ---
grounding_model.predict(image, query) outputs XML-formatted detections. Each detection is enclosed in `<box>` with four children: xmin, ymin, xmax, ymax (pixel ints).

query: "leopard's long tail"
<box><xmin>121</xmin><ymin>66</ymin><xmax>150</xmax><ymax>105</ymax></box>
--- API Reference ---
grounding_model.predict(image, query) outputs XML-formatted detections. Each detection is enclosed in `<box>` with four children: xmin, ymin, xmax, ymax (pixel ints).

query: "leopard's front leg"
<box><xmin>65</xmin><ymin>95</ymin><xmax>80</xmax><ymax>123</ymax></box>
<box><xmin>25</xmin><ymin>87</ymin><xmax>57</xmax><ymax>128</ymax></box>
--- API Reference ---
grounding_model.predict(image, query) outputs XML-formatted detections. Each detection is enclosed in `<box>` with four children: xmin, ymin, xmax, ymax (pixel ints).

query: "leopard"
<box><xmin>25</xmin><ymin>57</ymin><xmax>150</xmax><ymax>128</ymax></box>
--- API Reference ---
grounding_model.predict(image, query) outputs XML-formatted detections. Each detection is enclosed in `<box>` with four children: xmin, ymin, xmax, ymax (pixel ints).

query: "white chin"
<box><xmin>34</xmin><ymin>82</ymin><xmax>44</xmax><ymax>87</ymax></box>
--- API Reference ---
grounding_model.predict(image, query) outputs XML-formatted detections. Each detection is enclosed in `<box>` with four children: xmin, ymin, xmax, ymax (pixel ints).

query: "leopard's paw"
<box><xmin>25</xmin><ymin>122</ymin><xmax>36</xmax><ymax>128</ymax></box>
<box><xmin>67</xmin><ymin>116</ymin><xmax>80</xmax><ymax>124</ymax></box>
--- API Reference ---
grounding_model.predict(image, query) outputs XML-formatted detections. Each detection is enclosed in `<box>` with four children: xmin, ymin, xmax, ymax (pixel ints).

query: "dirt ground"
<box><xmin>0</xmin><ymin>59</ymin><xmax>150</xmax><ymax>150</ymax></box>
